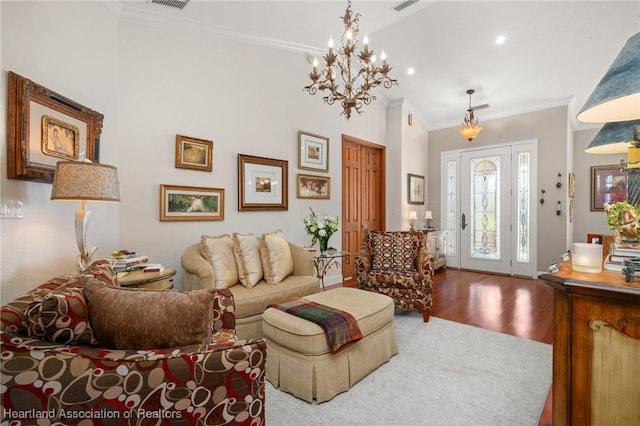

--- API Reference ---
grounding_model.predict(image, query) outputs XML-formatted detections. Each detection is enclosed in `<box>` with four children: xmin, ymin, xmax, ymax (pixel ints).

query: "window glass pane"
<box><xmin>470</xmin><ymin>156</ymin><xmax>500</xmax><ymax>259</ymax></box>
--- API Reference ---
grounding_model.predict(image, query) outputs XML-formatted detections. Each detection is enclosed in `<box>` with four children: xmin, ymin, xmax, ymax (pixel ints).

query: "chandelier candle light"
<box><xmin>304</xmin><ymin>0</ymin><xmax>398</xmax><ymax>119</ymax></box>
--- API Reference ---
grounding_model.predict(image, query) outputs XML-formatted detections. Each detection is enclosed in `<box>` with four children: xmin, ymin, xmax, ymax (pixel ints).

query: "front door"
<box><xmin>442</xmin><ymin>141</ymin><xmax>537</xmax><ymax>277</ymax></box>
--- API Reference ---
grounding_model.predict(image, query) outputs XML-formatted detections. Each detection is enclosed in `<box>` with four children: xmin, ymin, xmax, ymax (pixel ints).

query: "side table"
<box><xmin>314</xmin><ymin>251</ymin><xmax>350</xmax><ymax>290</ymax></box>
<box><xmin>118</xmin><ymin>267</ymin><xmax>176</xmax><ymax>290</ymax></box>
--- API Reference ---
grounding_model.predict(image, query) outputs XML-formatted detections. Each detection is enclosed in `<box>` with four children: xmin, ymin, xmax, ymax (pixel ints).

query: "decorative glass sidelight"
<box><xmin>446</xmin><ymin>160</ymin><xmax>457</xmax><ymax>257</ymax></box>
<box><xmin>517</xmin><ymin>152</ymin><xmax>530</xmax><ymax>262</ymax></box>
<box><xmin>470</xmin><ymin>156</ymin><xmax>500</xmax><ymax>259</ymax></box>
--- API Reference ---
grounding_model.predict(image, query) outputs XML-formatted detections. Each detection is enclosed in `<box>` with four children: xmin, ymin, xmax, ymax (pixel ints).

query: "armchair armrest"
<box><xmin>212</xmin><ymin>288</ymin><xmax>236</xmax><ymax>331</ymax></box>
<box><xmin>355</xmin><ymin>248</ymin><xmax>372</xmax><ymax>288</ymax></box>
<box><xmin>417</xmin><ymin>246</ymin><xmax>435</xmax><ymax>285</ymax></box>
<box><xmin>181</xmin><ymin>243</ymin><xmax>215</xmax><ymax>290</ymax></box>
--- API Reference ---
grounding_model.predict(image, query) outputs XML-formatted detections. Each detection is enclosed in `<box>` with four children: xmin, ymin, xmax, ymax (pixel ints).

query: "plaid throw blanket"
<box><xmin>269</xmin><ymin>297</ymin><xmax>364</xmax><ymax>352</ymax></box>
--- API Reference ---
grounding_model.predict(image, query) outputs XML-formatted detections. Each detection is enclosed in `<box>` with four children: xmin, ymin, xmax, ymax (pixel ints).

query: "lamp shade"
<box><xmin>577</xmin><ymin>32</ymin><xmax>640</xmax><ymax>123</ymax></box>
<box><xmin>51</xmin><ymin>161</ymin><xmax>120</xmax><ymax>202</ymax></box>
<box><xmin>585</xmin><ymin>120</ymin><xmax>640</xmax><ymax>154</ymax></box>
<box><xmin>424</xmin><ymin>210</ymin><xmax>433</xmax><ymax>220</ymax></box>
<box><xmin>409</xmin><ymin>211</ymin><xmax>418</xmax><ymax>220</ymax></box>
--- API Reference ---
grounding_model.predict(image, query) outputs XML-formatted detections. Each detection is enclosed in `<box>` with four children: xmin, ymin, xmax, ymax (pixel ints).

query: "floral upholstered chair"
<box><xmin>355</xmin><ymin>230</ymin><xmax>435</xmax><ymax>322</ymax></box>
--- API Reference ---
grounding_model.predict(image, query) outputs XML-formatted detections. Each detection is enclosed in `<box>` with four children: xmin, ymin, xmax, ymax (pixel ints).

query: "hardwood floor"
<box><xmin>342</xmin><ymin>267</ymin><xmax>554</xmax><ymax>425</ymax></box>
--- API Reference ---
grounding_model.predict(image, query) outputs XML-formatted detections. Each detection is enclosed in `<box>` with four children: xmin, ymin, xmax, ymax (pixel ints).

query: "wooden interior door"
<box><xmin>342</xmin><ymin>134</ymin><xmax>385</xmax><ymax>284</ymax></box>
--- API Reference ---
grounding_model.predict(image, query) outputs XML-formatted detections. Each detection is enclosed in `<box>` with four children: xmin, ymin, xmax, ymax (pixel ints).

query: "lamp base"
<box><xmin>75</xmin><ymin>208</ymin><xmax>97</xmax><ymax>272</ymax></box>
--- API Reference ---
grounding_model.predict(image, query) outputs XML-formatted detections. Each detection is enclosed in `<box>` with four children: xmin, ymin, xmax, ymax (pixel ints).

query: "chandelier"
<box><xmin>458</xmin><ymin>89</ymin><xmax>484</xmax><ymax>142</ymax></box>
<box><xmin>304</xmin><ymin>0</ymin><xmax>398</xmax><ymax>119</ymax></box>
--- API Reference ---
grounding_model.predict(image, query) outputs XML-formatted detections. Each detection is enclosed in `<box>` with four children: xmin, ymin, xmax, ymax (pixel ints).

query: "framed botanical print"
<box><xmin>298</xmin><ymin>131</ymin><xmax>329</xmax><ymax>172</ymax></box>
<box><xmin>238</xmin><ymin>154</ymin><xmax>288</xmax><ymax>211</ymax></box>
<box><xmin>407</xmin><ymin>173</ymin><xmax>425</xmax><ymax>205</ymax></box>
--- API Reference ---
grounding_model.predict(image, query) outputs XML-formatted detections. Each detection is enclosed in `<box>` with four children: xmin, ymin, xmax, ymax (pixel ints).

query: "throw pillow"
<box><xmin>369</xmin><ymin>231</ymin><xmax>420</xmax><ymax>272</ymax></box>
<box><xmin>201</xmin><ymin>234</ymin><xmax>239</xmax><ymax>289</ymax></box>
<box><xmin>232</xmin><ymin>233</ymin><xmax>264</xmax><ymax>288</ymax></box>
<box><xmin>83</xmin><ymin>277</ymin><xmax>216</xmax><ymax>350</ymax></box>
<box><xmin>79</xmin><ymin>259</ymin><xmax>120</xmax><ymax>287</ymax></box>
<box><xmin>38</xmin><ymin>286</ymin><xmax>97</xmax><ymax>345</ymax></box>
<box><xmin>259</xmin><ymin>230</ymin><xmax>294</xmax><ymax>285</ymax></box>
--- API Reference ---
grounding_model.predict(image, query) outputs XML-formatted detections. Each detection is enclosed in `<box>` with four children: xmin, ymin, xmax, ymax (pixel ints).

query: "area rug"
<box><xmin>265</xmin><ymin>311</ymin><xmax>552</xmax><ymax>426</ymax></box>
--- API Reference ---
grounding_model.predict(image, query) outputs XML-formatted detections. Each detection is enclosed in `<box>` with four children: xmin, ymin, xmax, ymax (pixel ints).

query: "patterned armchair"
<box><xmin>1</xmin><ymin>261</ymin><xmax>266</xmax><ymax>425</ymax></box>
<box><xmin>355</xmin><ymin>230</ymin><xmax>435</xmax><ymax>322</ymax></box>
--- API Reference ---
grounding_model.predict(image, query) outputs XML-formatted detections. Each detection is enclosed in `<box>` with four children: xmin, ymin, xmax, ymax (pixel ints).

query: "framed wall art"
<box><xmin>238</xmin><ymin>154</ymin><xmax>288</xmax><ymax>211</ymax></box>
<box><xmin>407</xmin><ymin>173</ymin><xmax>425</xmax><ymax>205</ymax></box>
<box><xmin>591</xmin><ymin>165</ymin><xmax>626</xmax><ymax>211</ymax></box>
<box><xmin>298</xmin><ymin>130</ymin><xmax>329</xmax><ymax>172</ymax></box>
<box><xmin>7</xmin><ymin>71</ymin><xmax>104</xmax><ymax>183</ymax></box>
<box><xmin>175</xmin><ymin>134</ymin><xmax>213</xmax><ymax>172</ymax></box>
<box><xmin>296</xmin><ymin>173</ymin><xmax>330</xmax><ymax>199</ymax></box>
<box><xmin>159</xmin><ymin>184</ymin><xmax>225</xmax><ymax>221</ymax></box>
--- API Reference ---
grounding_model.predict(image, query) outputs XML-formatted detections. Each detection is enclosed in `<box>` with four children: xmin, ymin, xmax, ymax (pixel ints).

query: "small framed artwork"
<box><xmin>298</xmin><ymin>130</ymin><xmax>329</xmax><ymax>172</ymax></box>
<box><xmin>238</xmin><ymin>154</ymin><xmax>288</xmax><ymax>211</ymax></box>
<box><xmin>159</xmin><ymin>184</ymin><xmax>225</xmax><ymax>221</ymax></box>
<box><xmin>175</xmin><ymin>134</ymin><xmax>213</xmax><ymax>172</ymax></box>
<box><xmin>407</xmin><ymin>173</ymin><xmax>425</xmax><ymax>205</ymax></box>
<box><xmin>41</xmin><ymin>115</ymin><xmax>79</xmax><ymax>160</ymax></box>
<box><xmin>591</xmin><ymin>165</ymin><xmax>626</xmax><ymax>211</ymax></box>
<box><xmin>7</xmin><ymin>71</ymin><xmax>104</xmax><ymax>183</ymax></box>
<box><xmin>296</xmin><ymin>173</ymin><xmax>330</xmax><ymax>199</ymax></box>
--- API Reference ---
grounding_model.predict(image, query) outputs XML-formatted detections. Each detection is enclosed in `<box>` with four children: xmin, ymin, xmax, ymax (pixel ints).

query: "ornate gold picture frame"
<box><xmin>7</xmin><ymin>71</ymin><xmax>104</xmax><ymax>183</ymax></box>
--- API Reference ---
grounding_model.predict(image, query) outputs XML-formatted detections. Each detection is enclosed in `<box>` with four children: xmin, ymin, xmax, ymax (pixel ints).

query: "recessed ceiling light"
<box><xmin>407</xmin><ymin>67</ymin><xmax>415</xmax><ymax>75</ymax></box>
<box><xmin>496</xmin><ymin>35</ymin><xmax>506</xmax><ymax>45</ymax></box>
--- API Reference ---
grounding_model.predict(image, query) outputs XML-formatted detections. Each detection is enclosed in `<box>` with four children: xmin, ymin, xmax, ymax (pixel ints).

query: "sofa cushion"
<box><xmin>84</xmin><ymin>278</ymin><xmax>216</xmax><ymax>350</ymax></box>
<box><xmin>369</xmin><ymin>231</ymin><xmax>420</xmax><ymax>272</ymax></box>
<box><xmin>201</xmin><ymin>234</ymin><xmax>239</xmax><ymax>289</ymax></box>
<box><xmin>259</xmin><ymin>230</ymin><xmax>294</xmax><ymax>285</ymax></box>
<box><xmin>230</xmin><ymin>274</ymin><xmax>320</xmax><ymax>319</ymax></box>
<box><xmin>233</xmin><ymin>233</ymin><xmax>264</xmax><ymax>288</ymax></box>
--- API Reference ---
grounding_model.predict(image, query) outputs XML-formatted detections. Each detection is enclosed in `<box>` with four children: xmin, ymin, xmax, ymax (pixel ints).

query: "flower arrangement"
<box><xmin>303</xmin><ymin>207</ymin><xmax>339</xmax><ymax>252</ymax></box>
<box><xmin>604</xmin><ymin>201</ymin><xmax>640</xmax><ymax>242</ymax></box>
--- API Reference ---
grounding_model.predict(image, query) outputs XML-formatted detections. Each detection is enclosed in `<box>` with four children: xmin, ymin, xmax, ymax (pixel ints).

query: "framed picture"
<box><xmin>7</xmin><ymin>71</ymin><xmax>103</xmax><ymax>183</ymax></box>
<box><xmin>296</xmin><ymin>173</ymin><xmax>330</xmax><ymax>199</ymax></box>
<box><xmin>591</xmin><ymin>165</ymin><xmax>626</xmax><ymax>211</ymax></box>
<box><xmin>175</xmin><ymin>134</ymin><xmax>213</xmax><ymax>172</ymax></box>
<box><xmin>41</xmin><ymin>115</ymin><xmax>79</xmax><ymax>160</ymax></box>
<box><xmin>407</xmin><ymin>173</ymin><xmax>425</xmax><ymax>205</ymax></box>
<box><xmin>159</xmin><ymin>184</ymin><xmax>225</xmax><ymax>221</ymax></box>
<box><xmin>298</xmin><ymin>130</ymin><xmax>329</xmax><ymax>172</ymax></box>
<box><xmin>238</xmin><ymin>154</ymin><xmax>288</xmax><ymax>211</ymax></box>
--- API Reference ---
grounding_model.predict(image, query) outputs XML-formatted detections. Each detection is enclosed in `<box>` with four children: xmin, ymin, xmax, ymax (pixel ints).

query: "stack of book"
<box><xmin>603</xmin><ymin>243</ymin><xmax>640</xmax><ymax>271</ymax></box>
<box><xmin>109</xmin><ymin>254</ymin><xmax>149</xmax><ymax>272</ymax></box>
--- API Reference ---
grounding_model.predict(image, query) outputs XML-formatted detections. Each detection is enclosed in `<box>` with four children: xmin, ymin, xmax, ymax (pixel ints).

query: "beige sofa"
<box><xmin>181</xmin><ymin>238</ymin><xmax>320</xmax><ymax>340</ymax></box>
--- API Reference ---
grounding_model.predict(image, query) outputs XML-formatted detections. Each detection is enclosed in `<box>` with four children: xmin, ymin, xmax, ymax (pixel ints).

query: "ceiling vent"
<box><xmin>146</xmin><ymin>0</ymin><xmax>189</xmax><ymax>10</ymax></box>
<box><xmin>393</xmin><ymin>1</ymin><xmax>419</xmax><ymax>12</ymax></box>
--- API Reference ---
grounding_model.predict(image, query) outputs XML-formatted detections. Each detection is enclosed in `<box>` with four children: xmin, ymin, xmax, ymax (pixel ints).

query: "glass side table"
<box><xmin>314</xmin><ymin>251</ymin><xmax>350</xmax><ymax>290</ymax></box>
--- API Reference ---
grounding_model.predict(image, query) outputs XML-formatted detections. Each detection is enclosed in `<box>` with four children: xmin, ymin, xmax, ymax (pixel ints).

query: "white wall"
<box><xmin>1</xmin><ymin>1</ymin><xmax>120</xmax><ymax>302</ymax></box>
<box><xmin>1</xmin><ymin>1</ymin><xmax>402</xmax><ymax>301</ymax></box>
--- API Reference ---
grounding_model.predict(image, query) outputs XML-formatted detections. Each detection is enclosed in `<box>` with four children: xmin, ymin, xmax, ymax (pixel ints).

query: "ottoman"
<box><xmin>263</xmin><ymin>287</ymin><xmax>398</xmax><ymax>403</ymax></box>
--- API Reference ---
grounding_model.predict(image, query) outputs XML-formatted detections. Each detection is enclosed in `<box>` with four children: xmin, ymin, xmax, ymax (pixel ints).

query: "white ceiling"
<box><xmin>116</xmin><ymin>0</ymin><xmax>640</xmax><ymax>130</ymax></box>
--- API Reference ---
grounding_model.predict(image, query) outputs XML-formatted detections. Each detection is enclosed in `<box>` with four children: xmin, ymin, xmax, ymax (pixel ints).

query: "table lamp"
<box><xmin>409</xmin><ymin>211</ymin><xmax>417</xmax><ymax>231</ymax></box>
<box><xmin>424</xmin><ymin>210</ymin><xmax>433</xmax><ymax>229</ymax></box>
<box><xmin>51</xmin><ymin>160</ymin><xmax>120</xmax><ymax>271</ymax></box>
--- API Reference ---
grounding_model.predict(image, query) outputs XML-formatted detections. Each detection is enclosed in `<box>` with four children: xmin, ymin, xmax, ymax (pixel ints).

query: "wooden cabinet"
<box><xmin>426</xmin><ymin>230</ymin><xmax>446</xmax><ymax>270</ymax></box>
<box><xmin>539</xmin><ymin>262</ymin><xmax>640</xmax><ymax>426</ymax></box>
